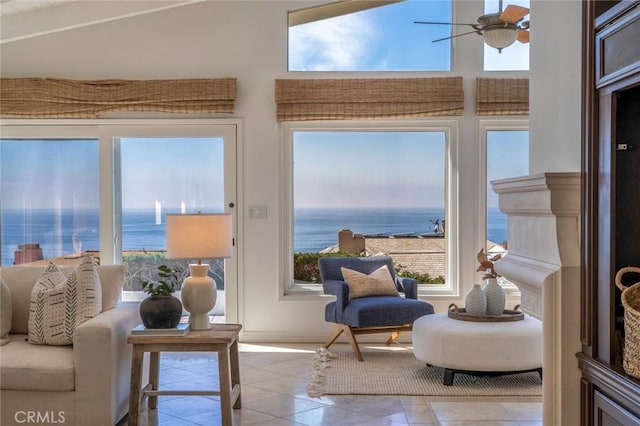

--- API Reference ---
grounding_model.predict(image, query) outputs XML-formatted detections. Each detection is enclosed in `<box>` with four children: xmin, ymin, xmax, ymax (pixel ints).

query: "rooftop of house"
<box><xmin>321</xmin><ymin>229</ymin><xmax>506</xmax><ymax>280</ymax></box>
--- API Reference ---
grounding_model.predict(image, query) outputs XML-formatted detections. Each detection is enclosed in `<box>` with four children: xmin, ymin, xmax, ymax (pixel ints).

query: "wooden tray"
<box><xmin>447</xmin><ymin>303</ymin><xmax>524</xmax><ymax>322</ymax></box>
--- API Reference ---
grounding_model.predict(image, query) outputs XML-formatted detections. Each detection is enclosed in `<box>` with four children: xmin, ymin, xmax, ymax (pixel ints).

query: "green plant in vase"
<box><xmin>139</xmin><ymin>264</ymin><xmax>183</xmax><ymax>329</ymax></box>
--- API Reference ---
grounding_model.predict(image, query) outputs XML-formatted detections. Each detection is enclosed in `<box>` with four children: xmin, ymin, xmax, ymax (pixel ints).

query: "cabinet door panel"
<box><xmin>595</xmin><ymin>391</ymin><xmax>640</xmax><ymax>426</ymax></box>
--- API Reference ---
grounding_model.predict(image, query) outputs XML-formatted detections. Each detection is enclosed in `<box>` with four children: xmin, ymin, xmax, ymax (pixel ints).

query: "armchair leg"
<box><xmin>386</xmin><ymin>331</ymin><xmax>402</xmax><ymax>345</ymax></box>
<box><xmin>323</xmin><ymin>325</ymin><xmax>345</xmax><ymax>350</ymax></box>
<box><xmin>344</xmin><ymin>326</ymin><xmax>364</xmax><ymax>362</ymax></box>
<box><xmin>323</xmin><ymin>324</ymin><xmax>364</xmax><ymax>361</ymax></box>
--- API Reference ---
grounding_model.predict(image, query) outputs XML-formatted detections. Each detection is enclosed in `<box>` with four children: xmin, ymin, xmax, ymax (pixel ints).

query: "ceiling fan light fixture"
<box><xmin>483</xmin><ymin>26</ymin><xmax>518</xmax><ymax>52</ymax></box>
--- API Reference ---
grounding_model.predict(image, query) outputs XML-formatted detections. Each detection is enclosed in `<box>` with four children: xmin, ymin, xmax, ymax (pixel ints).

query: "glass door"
<box><xmin>111</xmin><ymin>124</ymin><xmax>237</xmax><ymax>323</ymax></box>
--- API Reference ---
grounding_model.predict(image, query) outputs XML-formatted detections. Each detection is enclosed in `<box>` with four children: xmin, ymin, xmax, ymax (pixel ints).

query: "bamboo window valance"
<box><xmin>0</xmin><ymin>78</ymin><xmax>237</xmax><ymax>118</ymax></box>
<box><xmin>275</xmin><ymin>77</ymin><xmax>464</xmax><ymax>121</ymax></box>
<box><xmin>476</xmin><ymin>78</ymin><xmax>529</xmax><ymax>116</ymax></box>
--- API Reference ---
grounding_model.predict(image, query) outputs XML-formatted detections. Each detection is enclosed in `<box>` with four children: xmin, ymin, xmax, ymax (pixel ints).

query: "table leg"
<box><xmin>128</xmin><ymin>347</ymin><xmax>144</xmax><ymax>426</ymax></box>
<box><xmin>444</xmin><ymin>369</ymin><xmax>455</xmax><ymax>386</ymax></box>
<box><xmin>149</xmin><ymin>351</ymin><xmax>160</xmax><ymax>409</ymax></box>
<box><xmin>230</xmin><ymin>339</ymin><xmax>241</xmax><ymax>408</ymax></box>
<box><xmin>218</xmin><ymin>346</ymin><xmax>233</xmax><ymax>426</ymax></box>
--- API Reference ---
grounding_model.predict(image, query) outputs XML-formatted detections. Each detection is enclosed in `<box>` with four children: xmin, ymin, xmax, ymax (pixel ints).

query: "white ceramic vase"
<box><xmin>483</xmin><ymin>276</ymin><xmax>505</xmax><ymax>316</ymax></box>
<box><xmin>465</xmin><ymin>284</ymin><xmax>487</xmax><ymax>316</ymax></box>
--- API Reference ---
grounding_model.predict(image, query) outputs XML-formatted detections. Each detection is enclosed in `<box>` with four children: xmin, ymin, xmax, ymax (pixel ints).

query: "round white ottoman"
<box><xmin>412</xmin><ymin>312</ymin><xmax>542</xmax><ymax>385</ymax></box>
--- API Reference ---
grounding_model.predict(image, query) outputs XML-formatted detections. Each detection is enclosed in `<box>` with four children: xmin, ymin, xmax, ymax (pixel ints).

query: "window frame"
<box><xmin>280</xmin><ymin>120</ymin><xmax>460</xmax><ymax>299</ymax></box>
<box><xmin>477</xmin><ymin>118</ymin><xmax>529</xmax><ymax>293</ymax></box>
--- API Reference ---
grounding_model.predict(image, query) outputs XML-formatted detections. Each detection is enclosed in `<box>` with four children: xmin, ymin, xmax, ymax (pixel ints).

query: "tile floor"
<box><xmin>119</xmin><ymin>342</ymin><xmax>542</xmax><ymax>426</ymax></box>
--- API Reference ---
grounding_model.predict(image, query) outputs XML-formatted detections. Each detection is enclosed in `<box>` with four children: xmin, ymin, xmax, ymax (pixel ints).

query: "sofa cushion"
<box><xmin>1</xmin><ymin>263</ymin><xmax>125</xmax><ymax>334</ymax></box>
<box><xmin>1</xmin><ymin>276</ymin><xmax>11</xmax><ymax>345</ymax></box>
<box><xmin>29</xmin><ymin>256</ymin><xmax>102</xmax><ymax>345</ymax></box>
<box><xmin>341</xmin><ymin>265</ymin><xmax>399</xmax><ymax>299</ymax></box>
<box><xmin>0</xmin><ymin>334</ymin><xmax>74</xmax><ymax>391</ymax></box>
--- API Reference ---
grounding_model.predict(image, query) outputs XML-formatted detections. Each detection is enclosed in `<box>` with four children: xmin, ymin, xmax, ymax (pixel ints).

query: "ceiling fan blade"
<box><xmin>432</xmin><ymin>29</ymin><xmax>482</xmax><ymax>43</ymax></box>
<box><xmin>499</xmin><ymin>4</ymin><xmax>529</xmax><ymax>23</ymax></box>
<box><xmin>517</xmin><ymin>29</ymin><xmax>530</xmax><ymax>43</ymax></box>
<box><xmin>414</xmin><ymin>21</ymin><xmax>479</xmax><ymax>29</ymax></box>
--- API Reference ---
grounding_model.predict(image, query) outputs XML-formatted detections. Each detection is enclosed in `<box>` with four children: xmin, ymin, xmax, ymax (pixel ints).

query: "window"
<box><xmin>0</xmin><ymin>120</ymin><xmax>239</xmax><ymax>321</ymax></box>
<box><xmin>282</xmin><ymin>122</ymin><xmax>458</xmax><ymax>295</ymax></box>
<box><xmin>117</xmin><ymin>137</ymin><xmax>227</xmax><ymax>297</ymax></box>
<box><xmin>1</xmin><ymin>137</ymin><xmax>99</xmax><ymax>266</ymax></box>
<box><xmin>483</xmin><ymin>0</ymin><xmax>530</xmax><ymax>71</ymax></box>
<box><xmin>288</xmin><ymin>0</ymin><xmax>452</xmax><ymax>71</ymax></box>
<box><xmin>479</xmin><ymin>121</ymin><xmax>529</xmax><ymax>287</ymax></box>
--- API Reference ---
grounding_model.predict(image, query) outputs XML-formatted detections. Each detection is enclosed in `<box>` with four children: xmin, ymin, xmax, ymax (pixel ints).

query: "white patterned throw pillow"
<box><xmin>28</xmin><ymin>256</ymin><xmax>102</xmax><ymax>345</ymax></box>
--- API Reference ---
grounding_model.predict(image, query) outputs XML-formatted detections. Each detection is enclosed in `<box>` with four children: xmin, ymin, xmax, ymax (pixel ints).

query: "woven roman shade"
<box><xmin>476</xmin><ymin>78</ymin><xmax>529</xmax><ymax>116</ymax></box>
<box><xmin>0</xmin><ymin>78</ymin><xmax>237</xmax><ymax>118</ymax></box>
<box><xmin>275</xmin><ymin>77</ymin><xmax>464</xmax><ymax>121</ymax></box>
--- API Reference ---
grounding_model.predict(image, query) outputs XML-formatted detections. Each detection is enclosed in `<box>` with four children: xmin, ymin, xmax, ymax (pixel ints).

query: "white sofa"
<box><xmin>0</xmin><ymin>264</ymin><xmax>140</xmax><ymax>426</ymax></box>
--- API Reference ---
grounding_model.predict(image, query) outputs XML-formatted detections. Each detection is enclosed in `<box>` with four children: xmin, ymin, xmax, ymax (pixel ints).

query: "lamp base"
<box><xmin>181</xmin><ymin>264</ymin><xmax>216</xmax><ymax>330</ymax></box>
<box><xmin>188</xmin><ymin>312</ymin><xmax>212</xmax><ymax>330</ymax></box>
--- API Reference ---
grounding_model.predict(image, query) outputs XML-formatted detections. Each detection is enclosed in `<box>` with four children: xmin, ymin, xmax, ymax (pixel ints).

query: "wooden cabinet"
<box><xmin>580</xmin><ymin>1</ymin><xmax>640</xmax><ymax>425</ymax></box>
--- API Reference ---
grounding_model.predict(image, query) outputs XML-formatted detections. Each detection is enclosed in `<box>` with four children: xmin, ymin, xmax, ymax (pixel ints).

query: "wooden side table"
<box><xmin>127</xmin><ymin>324</ymin><xmax>242</xmax><ymax>426</ymax></box>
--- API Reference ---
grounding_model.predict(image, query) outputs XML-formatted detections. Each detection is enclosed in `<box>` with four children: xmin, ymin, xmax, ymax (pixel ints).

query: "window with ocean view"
<box><xmin>485</xmin><ymin>129</ymin><xmax>529</xmax><ymax>247</ymax></box>
<box><xmin>1</xmin><ymin>121</ymin><xmax>239</xmax><ymax>321</ymax></box>
<box><xmin>288</xmin><ymin>129</ymin><xmax>450</xmax><ymax>289</ymax></box>
<box><xmin>484</xmin><ymin>126</ymin><xmax>529</xmax><ymax>288</ymax></box>
<box><xmin>0</xmin><ymin>139</ymin><xmax>99</xmax><ymax>266</ymax></box>
<box><xmin>118</xmin><ymin>137</ymin><xmax>226</xmax><ymax>296</ymax></box>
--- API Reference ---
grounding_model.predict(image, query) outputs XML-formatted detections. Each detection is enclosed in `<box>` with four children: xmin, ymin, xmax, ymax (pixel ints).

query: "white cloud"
<box><xmin>289</xmin><ymin>14</ymin><xmax>377</xmax><ymax>71</ymax></box>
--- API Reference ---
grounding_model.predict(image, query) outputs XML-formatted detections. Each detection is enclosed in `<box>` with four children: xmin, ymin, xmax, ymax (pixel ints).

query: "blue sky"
<box><xmin>119</xmin><ymin>138</ymin><xmax>224</xmax><ymax>210</ymax></box>
<box><xmin>294</xmin><ymin>129</ymin><xmax>528</xmax><ymax>209</ymax></box>
<box><xmin>289</xmin><ymin>0</ymin><xmax>530</xmax><ymax>71</ymax></box>
<box><xmin>289</xmin><ymin>0</ymin><xmax>452</xmax><ymax>71</ymax></box>
<box><xmin>0</xmin><ymin>139</ymin><xmax>100</xmax><ymax>210</ymax></box>
<box><xmin>0</xmin><ymin>138</ymin><xmax>225</xmax><ymax>211</ymax></box>
<box><xmin>294</xmin><ymin>131</ymin><xmax>446</xmax><ymax>209</ymax></box>
<box><xmin>486</xmin><ymin>130</ymin><xmax>529</xmax><ymax>208</ymax></box>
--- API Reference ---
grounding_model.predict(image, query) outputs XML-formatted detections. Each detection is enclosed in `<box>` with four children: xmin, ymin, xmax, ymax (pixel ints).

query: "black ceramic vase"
<box><xmin>139</xmin><ymin>295</ymin><xmax>183</xmax><ymax>329</ymax></box>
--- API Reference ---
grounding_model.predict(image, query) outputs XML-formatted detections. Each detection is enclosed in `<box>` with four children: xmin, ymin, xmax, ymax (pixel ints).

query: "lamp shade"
<box><xmin>166</xmin><ymin>213</ymin><xmax>233</xmax><ymax>259</ymax></box>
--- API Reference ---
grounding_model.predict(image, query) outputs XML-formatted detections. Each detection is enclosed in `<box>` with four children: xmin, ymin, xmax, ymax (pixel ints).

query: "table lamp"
<box><xmin>165</xmin><ymin>213</ymin><xmax>233</xmax><ymax>330</ymax></box>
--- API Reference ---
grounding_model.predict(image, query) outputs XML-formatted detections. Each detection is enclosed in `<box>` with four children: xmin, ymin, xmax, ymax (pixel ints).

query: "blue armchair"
<box><xmin>318</xmin><ymin>256</ymin><xmax>434</xmax><ymax>361</ymax></box>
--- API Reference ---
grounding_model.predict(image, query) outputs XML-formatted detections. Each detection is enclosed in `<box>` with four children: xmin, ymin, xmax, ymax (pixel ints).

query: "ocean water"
<box><xmin>1</xmin><ymin>208</ymin><xmax>508</xmax><ymax>265</ymax></box>
<box><xmin>295</xmin><ymin>207</ymin><xmax>446</xmax><ymax>253</ymax></box>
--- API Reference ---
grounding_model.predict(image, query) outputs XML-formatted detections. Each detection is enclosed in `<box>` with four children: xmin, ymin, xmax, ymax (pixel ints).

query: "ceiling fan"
<box><xmin>415</xmin><ymin>1</ymin><xmax>530</xmax><ymax>53</ymax></box>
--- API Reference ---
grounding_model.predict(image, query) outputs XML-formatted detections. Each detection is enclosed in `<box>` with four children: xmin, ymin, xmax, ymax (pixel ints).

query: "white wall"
<box><xmin>529</xmin><ymin>0</ymin><xmax>582</xmax><ymax>173</ymax></box>
<box><xmin>0</xmin><ymin>0</ymin><xmax>580</xmax><ymax>341</ymax></box>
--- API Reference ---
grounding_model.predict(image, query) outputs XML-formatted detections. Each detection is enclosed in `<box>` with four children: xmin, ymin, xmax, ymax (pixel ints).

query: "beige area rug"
<box><xmin>308</xmin><ymin>347</ymin><xmax>542</xmax><ymax>397</ymax></box>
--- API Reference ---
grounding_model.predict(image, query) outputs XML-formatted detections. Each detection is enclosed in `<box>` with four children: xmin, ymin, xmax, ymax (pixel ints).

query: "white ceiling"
<box><xmin>0</xmin><ymin>0</ymin><xmax>75</xmax><ymax>17</ymax></box>
<box><xmin>0</xmin><ymin>0</ymin><xmax>204</xmax><ymax>44</ymax></box>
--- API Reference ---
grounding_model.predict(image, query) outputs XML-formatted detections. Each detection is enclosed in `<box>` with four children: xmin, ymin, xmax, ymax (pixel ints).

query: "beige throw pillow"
<box><xmin>28</xmin><ymin>255</ymin><xmax>102</xmax><ymax>345</ymax></box>
<box><xmin>1</xmin><ymin>276</ymin><xmax>11</xmax><ymax>346</ymax></box>
<box><xmin>341</xmin><ymin>265</ymin><xmax>399</xmax><ymax>299</ymax></box>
